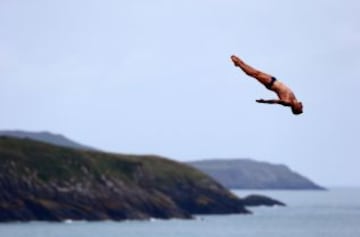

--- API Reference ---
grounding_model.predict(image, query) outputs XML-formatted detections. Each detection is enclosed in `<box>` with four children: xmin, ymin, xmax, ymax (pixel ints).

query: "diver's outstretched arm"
<box><xmin>256</xmin><ymin>99</ymin><xmax>291</xmax><ymax>106</ymax></box>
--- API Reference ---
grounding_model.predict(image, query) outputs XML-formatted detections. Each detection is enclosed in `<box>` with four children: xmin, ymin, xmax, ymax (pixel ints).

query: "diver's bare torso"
<box><xmin>271</xmin><ymin>80</ymin><xmax>297</xmax><ymax>104</ymax></box>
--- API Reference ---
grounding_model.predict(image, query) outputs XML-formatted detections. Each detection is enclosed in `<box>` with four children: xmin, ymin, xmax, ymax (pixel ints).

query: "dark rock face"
<box><xmin>0</xmin><ymin>137</ymin><xmax>249</xmax><ymax>222</ymax></box>
<box><xmin>188</xmin><ymin>159</ymin><xmax>325</xmax><ymax>190</ymax></box>
<box><xmin>242</xmin><ymin>195</ymin><xmax>286</xmax><ymax>207</ymax></box>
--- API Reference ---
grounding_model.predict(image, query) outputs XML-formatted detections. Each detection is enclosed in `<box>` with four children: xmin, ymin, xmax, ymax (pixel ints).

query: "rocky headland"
<box><xmin>0</xmin><ymin>136</ymin><xmax>251</xmax><ymax>222</ymax></box>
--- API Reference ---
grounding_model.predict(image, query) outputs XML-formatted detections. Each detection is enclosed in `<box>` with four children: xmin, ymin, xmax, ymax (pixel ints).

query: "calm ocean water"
<box><xmin>1</xmin><ymin>188</ymin><xmax>359</xmax><ymax>237</ymax></box>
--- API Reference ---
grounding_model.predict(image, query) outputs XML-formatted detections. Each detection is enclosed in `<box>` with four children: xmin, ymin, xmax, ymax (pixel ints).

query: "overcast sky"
<box><xmin>1</xmin><ymin>0</ymin><xmax>359</xmax><ymax>187</ymax></box>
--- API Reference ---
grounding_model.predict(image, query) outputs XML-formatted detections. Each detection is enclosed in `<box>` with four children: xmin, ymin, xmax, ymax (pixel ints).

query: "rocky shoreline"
<box><xmin>0</xmin><ymin>137</ymin><xmax>250</xmax><ymax>222</ymax></box>
<box><xmin>0</xmin><ymin>136</ymin><xmax>285</xmax><ymax>222</ymax></box>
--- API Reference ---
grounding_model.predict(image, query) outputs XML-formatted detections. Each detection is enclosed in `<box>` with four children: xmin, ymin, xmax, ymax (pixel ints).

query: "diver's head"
<box><xmin>291</xmin><ymin>101</ymin><xmax>303</xmax><ymax>115</ymax></box>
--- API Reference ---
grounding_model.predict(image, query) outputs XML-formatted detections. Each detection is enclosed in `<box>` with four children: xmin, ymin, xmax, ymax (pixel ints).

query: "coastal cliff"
<box><xmin>0</xmin><ymin>136</ymin><xmax>249</xmax><ymax>222</ymax></box>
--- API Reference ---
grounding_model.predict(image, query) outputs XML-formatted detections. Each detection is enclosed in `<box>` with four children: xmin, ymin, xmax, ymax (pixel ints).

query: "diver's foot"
<box><xmin>230</xmin><ymin>55</ymin><xmax>242</xmax><ymax>67</ymax></box>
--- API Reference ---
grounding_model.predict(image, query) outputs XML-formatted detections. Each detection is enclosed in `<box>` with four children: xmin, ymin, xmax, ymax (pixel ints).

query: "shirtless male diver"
<box><xmin>231</xmin><ymin>55</ymin><xmax>303</xmax><ymax>115</ymax></box>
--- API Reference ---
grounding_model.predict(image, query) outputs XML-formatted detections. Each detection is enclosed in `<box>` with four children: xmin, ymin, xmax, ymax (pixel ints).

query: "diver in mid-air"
<box><xmin>231</xmin><ymin>55</ymin><xmax>303</xmax><ymax>115</ymax></box>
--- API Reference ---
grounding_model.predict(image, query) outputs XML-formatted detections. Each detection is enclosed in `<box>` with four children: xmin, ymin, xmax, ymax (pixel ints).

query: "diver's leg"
<box><xmin>231</xmin><ymin>55</ymin><xmax>273</xmax><ymax>86</ymax></box>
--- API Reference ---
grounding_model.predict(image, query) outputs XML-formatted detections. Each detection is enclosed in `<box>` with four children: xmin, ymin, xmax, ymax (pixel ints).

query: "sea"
<box><xmin>1</xmin><ymin>188</ymin><xmax>359</xmax><ymax>237</ymax></box>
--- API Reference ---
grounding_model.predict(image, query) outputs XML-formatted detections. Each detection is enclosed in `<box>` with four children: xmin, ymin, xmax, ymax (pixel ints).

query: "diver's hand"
<box><xmin>256</xmin><ymin>99</ymin><xmax>265</xmax><ymax>103</ymax></box>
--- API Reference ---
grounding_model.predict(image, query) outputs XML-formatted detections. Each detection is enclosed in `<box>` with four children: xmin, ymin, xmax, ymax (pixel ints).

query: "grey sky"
<box><xmin>1</xmin><ymin>0</ymin><xmax>359</xmax><ymax>187</ymax></box>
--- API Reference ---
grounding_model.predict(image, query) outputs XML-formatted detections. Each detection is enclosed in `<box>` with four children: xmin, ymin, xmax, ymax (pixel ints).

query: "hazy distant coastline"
<box><xmin>188</xmin><ymin>159</ymin><xmax>325</xmax><ymax>190</ymax></box>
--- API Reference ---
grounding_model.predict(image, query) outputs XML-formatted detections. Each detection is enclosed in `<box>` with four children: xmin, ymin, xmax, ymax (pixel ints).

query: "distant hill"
<box><xmin>0</xmin><ymin>137</ymin><xmax>250</xmax><ymax>222</ymax></box>
<box><xmin>0</xmin><ymin>130</ymin><xmax>95</xmax><ymax>151</ymax></box>
<box><xmin>188</xmin><ymin>159</ymin><xmax>325</xmax><ymax>190</ymax></box>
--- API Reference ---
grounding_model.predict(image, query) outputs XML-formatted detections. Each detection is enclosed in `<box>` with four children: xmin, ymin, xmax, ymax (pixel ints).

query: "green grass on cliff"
<box><xmin>0</xmin><ymin>136</ymin><xmax>213</xmax><ymax>187</ymax></box>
